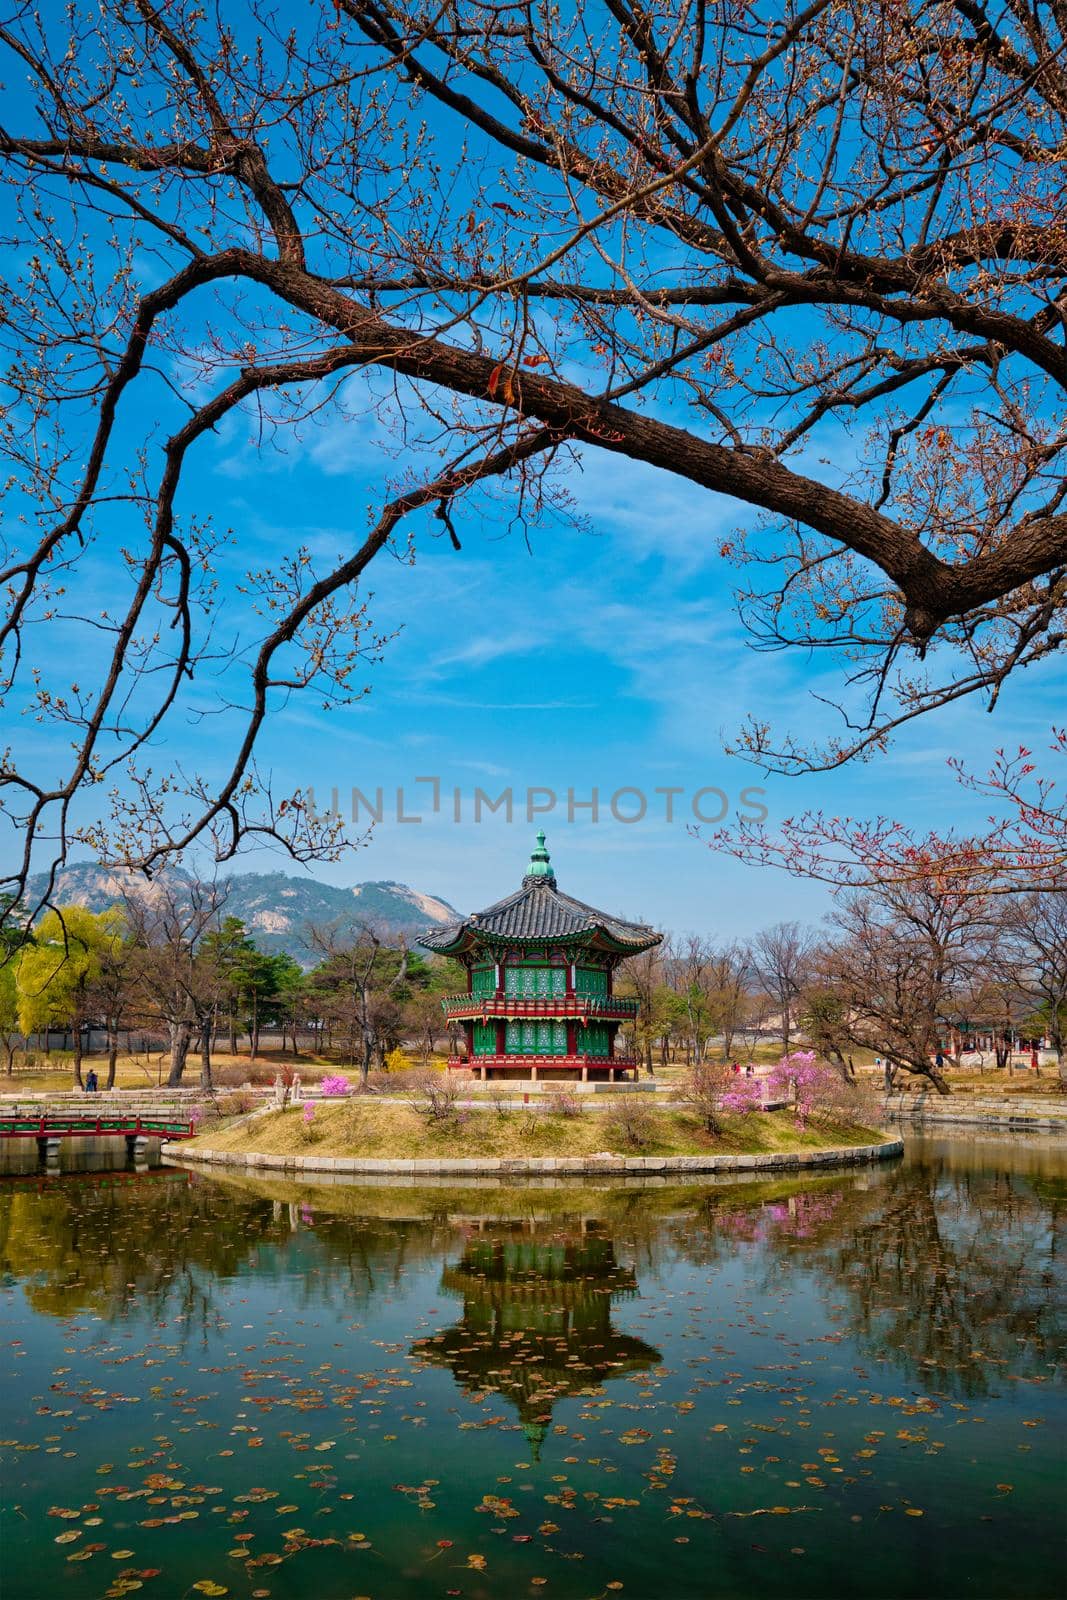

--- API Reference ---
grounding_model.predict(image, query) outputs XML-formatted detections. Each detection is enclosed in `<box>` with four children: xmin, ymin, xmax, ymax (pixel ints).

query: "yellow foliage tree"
<box><xmin>17</xmin><ymin>906</ymin><xmax>127</xmax><ymax>1087</ymax></box>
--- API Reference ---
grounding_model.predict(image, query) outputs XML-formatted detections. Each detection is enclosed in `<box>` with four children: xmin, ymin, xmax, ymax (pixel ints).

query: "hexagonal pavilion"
<box><xmin>419</xmin><ymin>832</ymin><xmax>661</xmax><ymax>1081</ymax></box>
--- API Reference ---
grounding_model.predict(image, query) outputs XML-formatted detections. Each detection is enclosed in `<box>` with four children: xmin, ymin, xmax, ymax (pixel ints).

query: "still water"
<box><xmin>0</xmin><ymin>1137</ymin><xmax>1063</xmax><ymax>1600</ymax></box>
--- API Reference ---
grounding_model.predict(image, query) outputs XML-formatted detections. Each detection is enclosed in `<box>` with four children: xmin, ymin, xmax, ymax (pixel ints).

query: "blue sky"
<box><xmin>7</xmin><ymin>360</ymin><xmax>1062</xmax><ymax>937</ymax></box>
<box><xmin>137</xmin><ymin>387</ymin><xmax>1063</xmax><ymax>937</ymax></box>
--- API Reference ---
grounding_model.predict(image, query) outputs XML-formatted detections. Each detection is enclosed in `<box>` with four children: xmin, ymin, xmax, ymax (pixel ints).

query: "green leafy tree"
<box><xmin>17</xmin><ymin>905</ymin><xmax>127</xmax><ymax>1086</ymax></box>
<box><xmin>0</xmin><ymin>892</ymin><xmax>28</xmax><ymax>1072</ymax></box>
<box><xmin>0</xmin><ymin>959</ymin><xmax>18</xmax><ymax>1073</ymax></box>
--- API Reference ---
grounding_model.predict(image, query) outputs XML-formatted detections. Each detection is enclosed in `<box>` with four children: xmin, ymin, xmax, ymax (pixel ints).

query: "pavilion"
<box><xmin>418</xmin><ymin>832</ymin><xmax>661</xmax><ymax>1081</ymax></box>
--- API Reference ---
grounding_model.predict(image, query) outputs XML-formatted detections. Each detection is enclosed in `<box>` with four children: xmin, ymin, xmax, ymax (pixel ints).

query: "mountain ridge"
<box><xmin>21</xmin><ymin>862</ymin><xmax>463</xmax><ymax>966</ymax></box>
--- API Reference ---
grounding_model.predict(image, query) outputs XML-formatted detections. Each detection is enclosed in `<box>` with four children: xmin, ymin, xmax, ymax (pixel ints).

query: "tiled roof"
<box><xmin>419</xmin><ymin>879</ymin><xmax>660</xmax><ymax>953</ymax></box>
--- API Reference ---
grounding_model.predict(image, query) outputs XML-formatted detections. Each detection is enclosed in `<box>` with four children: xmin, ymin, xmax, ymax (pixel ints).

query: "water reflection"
<box><xmin>0</xmin><ymin>1167</ymin><xmax>280</xmax><ymax>1325</ymax></box>
<box><xmin>1</xmin><ymin>1140</ymin><xmax>1064</xmax><ymax>1600</ymax></box>
<box><xmin>0</xmin><ymin>1134</ymin><xmax>165</xmax><ymax>1176</ymax></box>
<box><xmin>2</xmin><ymin>1146</ymin><xmax>1063</xmax><ymax>1401</ymax></box>
<box><xmin>411</xmin><ymin>1223</ymin><xmax>661</xmax><ymax>1455</ymax></box>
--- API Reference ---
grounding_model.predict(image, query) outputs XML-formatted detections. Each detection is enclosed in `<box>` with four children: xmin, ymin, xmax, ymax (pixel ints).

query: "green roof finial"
<box><xmin>524</xmin><ymin>829</ymin><xmax>555</xmax><ymax>885</ymax></box>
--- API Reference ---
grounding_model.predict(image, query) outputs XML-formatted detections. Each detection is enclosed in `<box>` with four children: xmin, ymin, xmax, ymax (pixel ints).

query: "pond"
<box><xmin>1</xmin><ymin>1136</ymin><xmax>1064</xmax><ymax>1600</ymax></box>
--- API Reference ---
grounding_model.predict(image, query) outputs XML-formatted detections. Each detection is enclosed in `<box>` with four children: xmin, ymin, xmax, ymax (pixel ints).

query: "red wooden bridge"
<box><xmin>0</xmin><ymin>1111</ymin><xmax>196</xmax><ymax>1142</ymax></box>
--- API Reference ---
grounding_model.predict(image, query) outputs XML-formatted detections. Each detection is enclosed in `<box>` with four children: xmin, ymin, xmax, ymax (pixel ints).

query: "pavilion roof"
<box><xmin>418</xmin><ymin>832</ymin><xmax>661</xmax><ymax>956</ymax></box>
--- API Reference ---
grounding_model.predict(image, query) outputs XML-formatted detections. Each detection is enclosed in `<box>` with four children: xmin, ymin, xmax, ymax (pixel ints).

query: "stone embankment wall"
<box><xmin>883</xmin><ymin>1093</ymin><xmax>1067</xmax><ymax>1134</ymax></box>
<box><xmin>166</xmin><ymin>1137</ymin><xmax>903</xmax><ymax>1179</ymax></box>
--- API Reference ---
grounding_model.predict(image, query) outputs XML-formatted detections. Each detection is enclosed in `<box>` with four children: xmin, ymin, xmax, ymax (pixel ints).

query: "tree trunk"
<box><xmin>167</xmin><ymin>1021</ymin><xmax>191</xmax><ymax>1086</ymax></box>
<box><xmin>71</xmin><ymin>1026</ymin><xmax>84</xmax><ymax>1089</ymax></box>
<box><xmin>200</xmin><ymin>1018</ymin><xmax>213</xmax><ymax>1089</ymax></box>
<box><xmin>4</xmin><ymin>1036</ymin><xmax>15</xmax><ymax>1074</ymax></box>
<box><xmin>106</xmin><ymin>1025</ymin><xmax>118</xmax><ymax>1090</ymax></box>
<box><xmin>228</xmin><ymin>1010</ymin><xmax>237</xmax><ymax>1055</ymax></box>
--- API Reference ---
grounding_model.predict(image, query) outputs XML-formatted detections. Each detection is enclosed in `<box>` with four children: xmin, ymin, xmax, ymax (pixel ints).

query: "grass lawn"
<box><xmin>0</xmin><ymin>1048</ymin><xmax>363</xmax><ymax>1095</ymax></box>
<box><xmin>187</xmin><ymin>1097</ymin><xmax>883</xmax><ymax>1161</ymax></box>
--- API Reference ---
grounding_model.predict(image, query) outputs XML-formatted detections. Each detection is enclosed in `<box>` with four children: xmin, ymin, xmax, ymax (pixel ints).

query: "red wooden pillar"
<box><xmin>566</xmin><ymin>1021</ymin><xmax>576</xmax><ymax>1059</ymax></box>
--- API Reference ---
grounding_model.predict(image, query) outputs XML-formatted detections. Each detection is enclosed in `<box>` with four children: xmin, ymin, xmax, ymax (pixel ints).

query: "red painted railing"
<box><xmin>447</xmin><ymin>1054</ymin><xmax>638</xmax><ymax>1073</ymax></box>
<box><xmin>0</xmin><ymin>1113</ymin><xmax>196</xmax><ymax>1140</ymax></box>
<box><xmin>441</xmin><ymin>994</ymin><xmax>638</xmax><ymax>1020</ymax></box>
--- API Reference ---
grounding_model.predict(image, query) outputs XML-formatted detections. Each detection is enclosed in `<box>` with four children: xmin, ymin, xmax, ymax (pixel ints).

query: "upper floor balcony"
<box><xmin>447</xmin><ymin>1053</ymin><xmax>638</xmax><ymax>1076</ymax></box>
<box><xmin>440</xmin><ymin>993</ymin><xmax>639</xmax><ymax>1022</ymax></box>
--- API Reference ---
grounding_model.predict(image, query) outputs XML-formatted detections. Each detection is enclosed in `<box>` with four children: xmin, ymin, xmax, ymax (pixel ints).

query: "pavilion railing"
<box><xmin>447</xmin><ymin>1054</ymin><xmax>639</xmax><ymax>1073</ymax></box>
<box><xmin>440</xmin><ymin>994</ymin><xmax>639</xmax><ymax>1021</ymax></box>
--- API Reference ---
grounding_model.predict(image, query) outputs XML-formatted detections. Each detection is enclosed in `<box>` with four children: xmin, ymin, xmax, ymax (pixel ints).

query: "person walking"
<box><xmin>84</xmin><ymin>1068</ymin><xmax>98</xmax><ymax>1093</ymax></box>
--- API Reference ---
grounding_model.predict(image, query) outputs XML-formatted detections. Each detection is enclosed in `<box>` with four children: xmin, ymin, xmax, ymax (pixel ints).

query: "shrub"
<box><xmin>678</xmin><ymin>1061</ymin><xmax>730</xmax><ymax>1134</ymax></box>
<box><xmin>608</xmin><ymin>1097</ymin><xmax>654</xmax><ymax>1150</ymax></box>
<box><xmin>763</xmin><ymin>1050</ymin><xmax>876</xmax><ymax>1128</ymax></box>
<box><xmin>517</xmin><ymin>1106</ymin><xmax>543</xmax><ymax>1141</ymax></box>
<box><xmin>215</xmin><ymin>1089</ymin><xmax>256</xmax><ymax>1118</ymax></box>
<box><xmin>384</xmin><ymin>1047</ymin><xmax>411</xmax><ymax>1075</ymax></box>
<box><xmin>719</xmin><ymin>1079</ymin><xmax>763</xmax><ymax>1117</ymax></box>
<box><xmin>300</xmin><ymin>1102</ymin><xmax>318</xmax><ymax>1142</ymax></box>
<box><xmin>212</xmin><ymin>1060</ymin><xmax>277</xmax><ymax>1088</ymax></box>
<box><xmin>486</xmin><ymin>1083</ymin><xmax>512</xmax><ymax>1117</ymax></box>
<box><xmin>408</xmin><ymin>1069</ymin><xmax>464</xmax><ymax>1123</ymax></box>
<box><xmin>320</xmin><ymin>1073</ymin><xmax>351</xmax><ymax>1097</ymax></box>
<box><xmin>545</xmin><ymin>1086</ymin><xmax>584</xmax><ymax>1119</ymax></box>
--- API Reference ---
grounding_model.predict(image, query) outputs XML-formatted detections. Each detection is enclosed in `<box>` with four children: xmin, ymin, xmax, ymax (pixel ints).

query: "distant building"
<box><xmin>419</xmin><ymin>832</ymin><xmax>661</xmax><ymax>1081</ymax></box>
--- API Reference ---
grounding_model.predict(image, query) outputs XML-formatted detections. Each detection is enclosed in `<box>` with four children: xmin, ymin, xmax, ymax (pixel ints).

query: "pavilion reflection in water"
<box><xmin>411</xmin><ymin>1221</ymin><xmax>661</xmax><ymax>1456</ymax></box>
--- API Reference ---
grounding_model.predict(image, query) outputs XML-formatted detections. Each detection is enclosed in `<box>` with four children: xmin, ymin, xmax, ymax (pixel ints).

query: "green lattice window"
<box><xmin>471</xmin><ymin>965</ymin><xmax>496</xmax><ymax>998</ymax></box>
<box><xmin>505</xmin><ymin>1020</ymin><xmax>567</xmax><ymax>1055</ymax></box>
<box><xmin>575</xmin><ymin>967</ymin><xmax>607</xmax><ymax>998</ymax></box>
<box><xmin>473</xmin><ymin>1022</ymin><xmax>497</xmax><ymax>1056</ymax></box>
<box><xmin>504</xmin><ymin>964</ymin><xmax>566</xmax><ymax>999</ymax></box>
<box><xmin>578</xmin><ymin>1023</ymin><xmax>611</xmax><ymax>1058</ymax></box>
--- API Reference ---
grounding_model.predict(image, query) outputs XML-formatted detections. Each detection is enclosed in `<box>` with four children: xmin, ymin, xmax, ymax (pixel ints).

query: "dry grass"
<box><xmin>187</xmin><ymin>1097</ymin><xmax>880</xmax><ymax>1160</ymax></box>
<box><xmin>0</xmin><ymin>1049</ymin><xmax>443</xmax><ymax>1095</ymax></box>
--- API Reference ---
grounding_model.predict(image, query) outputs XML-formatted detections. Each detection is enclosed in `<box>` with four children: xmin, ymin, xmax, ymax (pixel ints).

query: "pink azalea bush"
<box><xmin>319</xmin><ymin>1073</ymin><xmax>351</xmax><ymax>1097</ymax></box>
<box><xmin>715</xmin><ymin>1051</ymin><xmax>863</xmax><ymax>1128</ymax></box>
<box><xmin>719</xmin><ymin>1082</ymin><xmax>762</xmax><ymax>1116</ymax></box>
<box><xmin>765</xmin><ymin>1050</ymin><xmax>851</xmax><ymax>1127</ymax></box>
